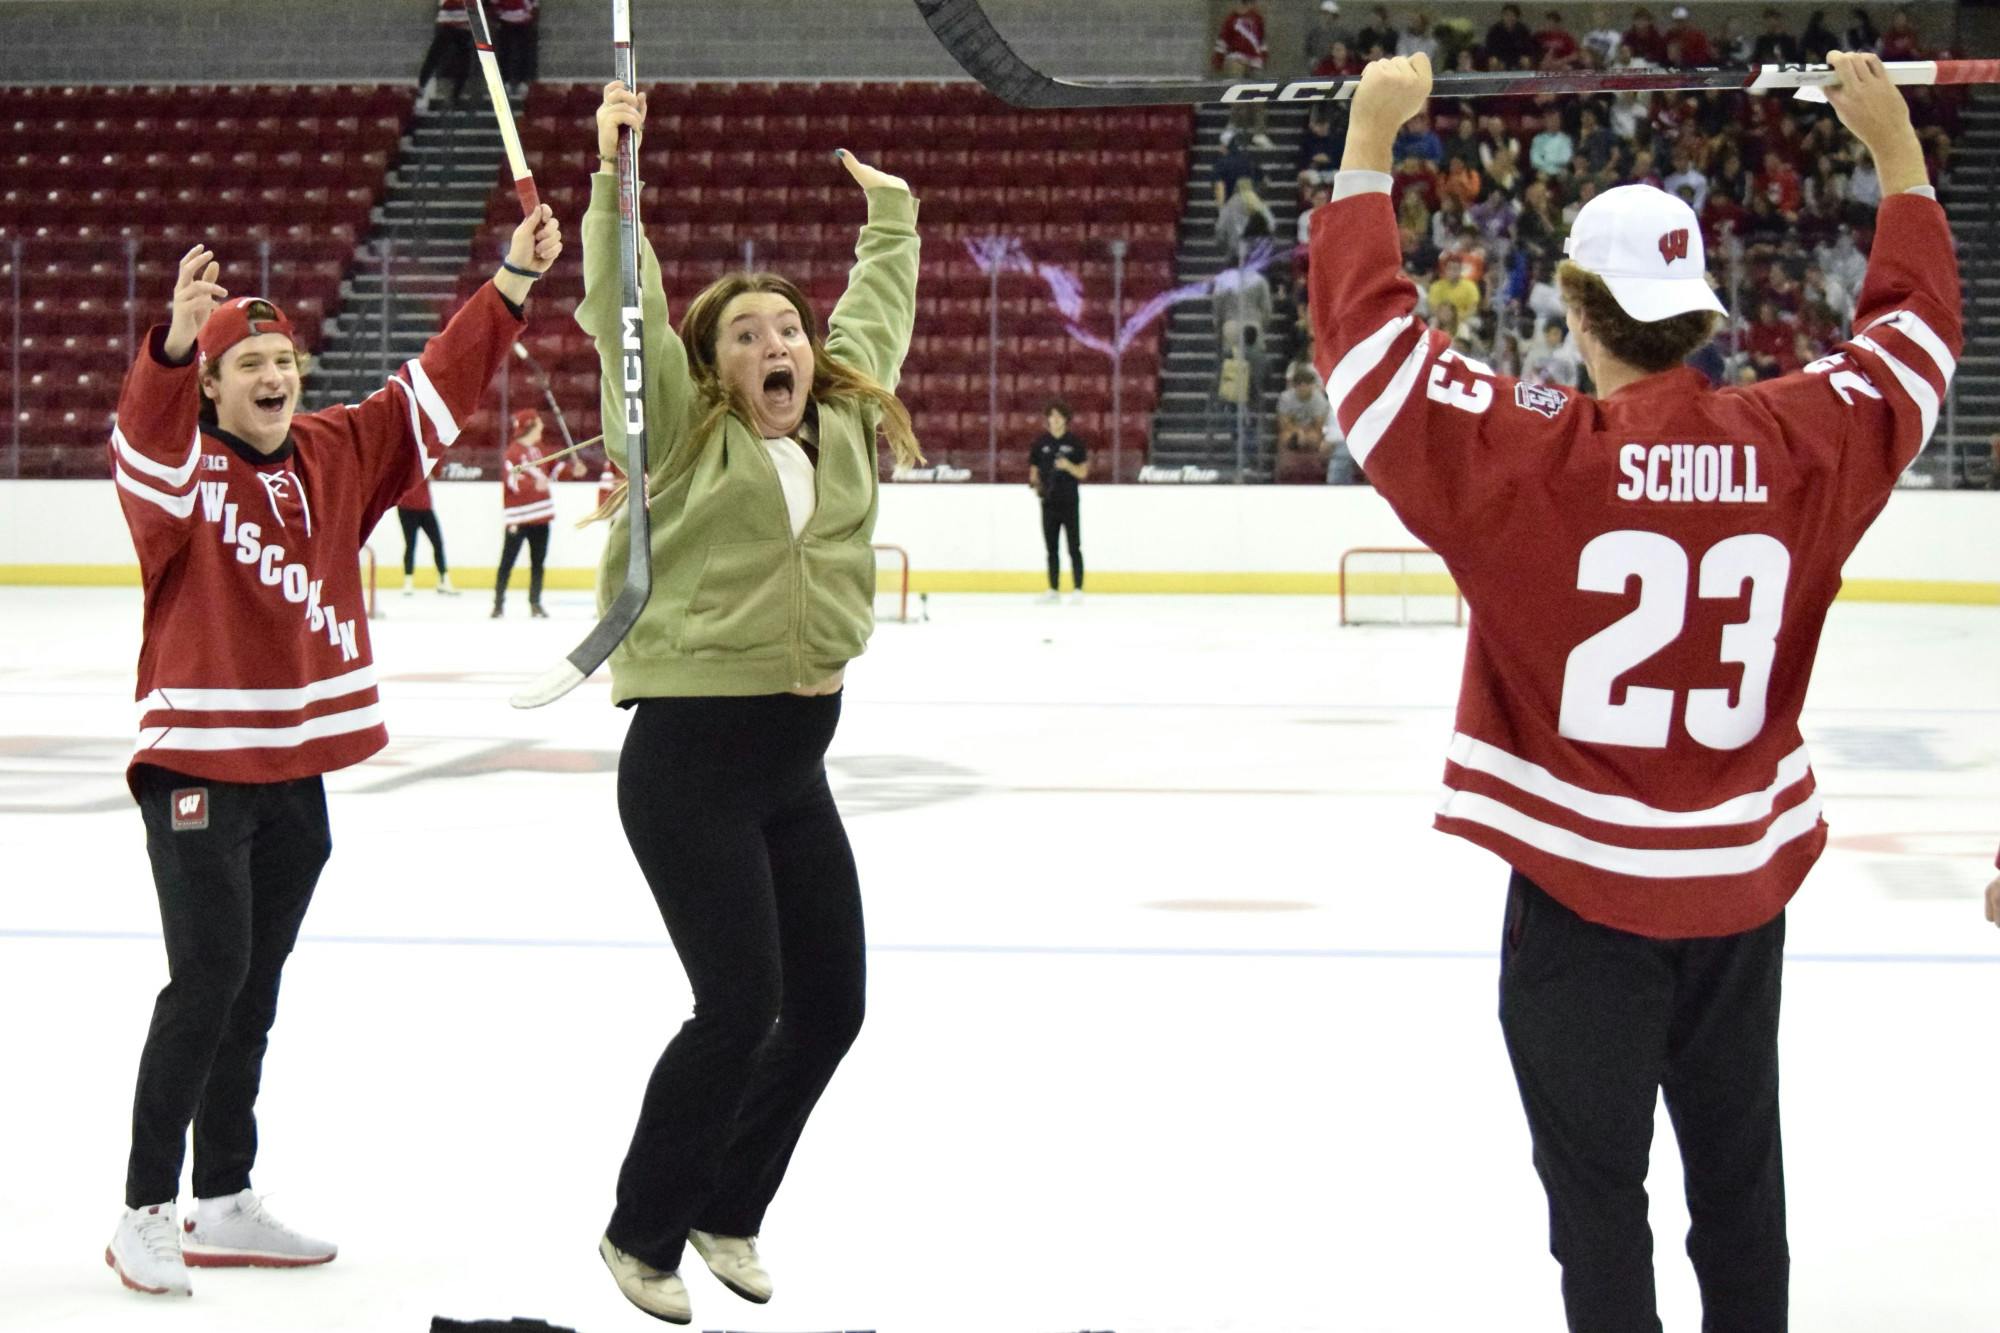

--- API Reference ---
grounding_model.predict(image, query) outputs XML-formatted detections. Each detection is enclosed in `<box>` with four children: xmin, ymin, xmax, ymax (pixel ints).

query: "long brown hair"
<box><xmin>587</xmin><ymin>271</ymin><xmax>922</xmax><ymax>524</ymax></box>
<box><xmin>1557</xmin><ymin>260</ymin><xmax>1718</xmax><ymax>374</ymax></box>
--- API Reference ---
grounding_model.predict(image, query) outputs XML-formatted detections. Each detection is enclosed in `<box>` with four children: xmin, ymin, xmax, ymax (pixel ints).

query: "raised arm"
<box><xmin>822</xmin><ymin>150</ymin><xmax>919</xmax><ymax>392</ymax></box>
<box><xmin>109</xmin><ymin>246</ymin><xmax>224</xmax><ymax>556</ymax></box>
<box><xmin>576</xmin><ymin>80</ymin><xmax>694</xmax><ymax>494</ymax></box>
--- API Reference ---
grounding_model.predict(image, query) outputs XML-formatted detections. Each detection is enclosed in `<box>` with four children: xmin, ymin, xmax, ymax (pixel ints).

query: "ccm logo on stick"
<box><xmin>621</xmin><ymin>306</ymin><xmax>644</xmax><ymax>433</ymax></box>
<box><xmin>1220</xmin><ymin>79</ymin><xmax>1356</xmax><ymax>103</ymax></box>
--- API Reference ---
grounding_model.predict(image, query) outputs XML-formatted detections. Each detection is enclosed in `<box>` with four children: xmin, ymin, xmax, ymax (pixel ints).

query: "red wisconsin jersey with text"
<box><xmin>111</xmin><ymin>283</ymin><xmax>521</xmax><ymax>787</ymax></box>
<box><xmin>501</xmin><ymin>438</ymin><xmax>586</xmax><ymax>526</ymax></box>
<box><xmin>1311</xmin><ymin>188</ymin><xmax>1960</xmax><ymax>938</ymax></box>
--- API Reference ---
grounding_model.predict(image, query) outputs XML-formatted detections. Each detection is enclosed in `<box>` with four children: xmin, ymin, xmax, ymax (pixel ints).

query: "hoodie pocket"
<box><xmin>678</xmin><ymin>539</ymin><xmax>791</xmax><ymax>658</ymax></box>
<box><xmin>799</xmin><ymin>537</ymin><xmax>876</xmax><ymax>660</ymax></box>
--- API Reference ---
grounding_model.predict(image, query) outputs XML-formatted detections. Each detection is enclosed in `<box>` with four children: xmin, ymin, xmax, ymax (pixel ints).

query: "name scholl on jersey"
<box><xmin>194</xmin><ymin>480</ymin><xmax>362</xmax><ymax>661</ymax></box>
<box><xmin>1615</xmin><ymin>443</ymin><xmax>1769</xmax><ymax>505</ymax></box>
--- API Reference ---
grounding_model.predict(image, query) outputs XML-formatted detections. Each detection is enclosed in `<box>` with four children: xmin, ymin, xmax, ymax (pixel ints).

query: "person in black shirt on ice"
<box><xmin>1027</xmin><ymin>399</ymin><xmax>1088</xmax><ymax>604</ymax></box>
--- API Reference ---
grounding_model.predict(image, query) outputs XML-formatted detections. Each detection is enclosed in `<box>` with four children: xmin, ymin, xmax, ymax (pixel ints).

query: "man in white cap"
<box><xmin>1310</xmin><ymin>50</ymin><xmax>1957</xmax><ymax>1329</ymax></box>
<box><xmin>1304</xmin><ymin>0</ymin><xmax>1347</xmax><ymax>65</ymax></box>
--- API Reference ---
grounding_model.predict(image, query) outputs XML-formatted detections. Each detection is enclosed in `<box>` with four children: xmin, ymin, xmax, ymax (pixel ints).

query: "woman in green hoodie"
<box><xmin>578</xmin><ymin>82</ymin><xmax>921</xmax><ymax>1325</ymax></box>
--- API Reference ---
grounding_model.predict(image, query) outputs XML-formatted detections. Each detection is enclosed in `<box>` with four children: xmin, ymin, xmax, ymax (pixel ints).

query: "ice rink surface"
<box><xmin>2</xmin><ymin>586</ymin><xmax>1995</xmax><ymax>1333</ymax></box>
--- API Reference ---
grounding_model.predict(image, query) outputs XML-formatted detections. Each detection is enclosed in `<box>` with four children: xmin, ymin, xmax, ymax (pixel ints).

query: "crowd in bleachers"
<box><xmin>1235</xmin><ymin>1</ymin><xmax>1964</xmax><ymax>480</ymax></box>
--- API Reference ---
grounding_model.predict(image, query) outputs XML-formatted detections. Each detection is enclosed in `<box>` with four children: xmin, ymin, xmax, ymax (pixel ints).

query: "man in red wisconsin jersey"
<box><xmin>103</xmin><ymin>204</ymin><xmax>561</xmax><ymax>1297</ymax></box>
<box><xmin>494</xmin><ymin>406</ymin><xmax>586</xmax><ymax>619</ymax></box>
<box><xmin>1314</xmin><ymin>51</ymin><xmax>1957</xmax><ymax>1330</ymax></box>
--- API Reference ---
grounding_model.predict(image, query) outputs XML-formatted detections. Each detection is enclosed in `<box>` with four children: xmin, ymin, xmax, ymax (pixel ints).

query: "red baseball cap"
<box><xmin>511</xmin><ymin>408</ymin><xmax>543</xmax><ymax>437</ymax></box>
<box><xmin>197</xmin><ymin>296</ymin><xmax>298</xmax><ymax>366</ymax></box>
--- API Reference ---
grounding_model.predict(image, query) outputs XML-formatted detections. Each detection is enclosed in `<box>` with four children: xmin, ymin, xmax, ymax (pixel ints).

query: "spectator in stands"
<box><xmin>1486</xmin><ymin>4</ymin><xmax>1544</xmax><ymax>69</ymax></box>
<box><xmin>1428</xmin><ymin>258</ymin><xmax>1481</xmax><ymax>326</ymax></box>
<box><xmin>1442</xmin><ymin>225</ymin><xmax>1489</xmax><ymax>285</ymax></box>
<box><xmin>1520</xmin><ymin>319</ymin><xmax>1582</xmax><ymax>384</ymax></box>
<box><xmin>1304</xmin><ymin>0</ymin><xmax>1348</xmax><ymax>65</ymax></box>
<box><xmin>1483</xmin><ymin>139</ymin><xmax>1523</xmax><ymax>196</ymax></box>
<box><xmin>1440</xmin><ymin>154</ymin><xmax>1485</xmax><ymax>211</ymax></box>
<box><xmin>1398</xmin><ymin>11</ymin><xmax>1442</xmax><ymax>63</ymax></box>
<box><xmin>1393</xmin><ymin>112</ymin><xmax>1444</xmax><ymax>165</ymax></box>
<box><xmin>1801</xmin><ymin>9</ymin><xmax>1840</xmax><ymax>60</ymax></box>
<box><xmin>1440</xmin><ymin>112</ymin><xmax>1483</xmax><ymax>171</ymax></box>
<box><xmin>1213</xmin><ymin>0</ymin><xmax>1275</xmax><ymax>148</ymax></box>
<box><xmin>1298</xmin><ymin>104</ymin><xmax>1343</xmax><ymax>179</ymax></box>
<box><xmin>1431</xmin><ymin>301</ymin><xmax>1486</xmax><ymax>356</ymax></box>
<box><xmin>417</xmin><ymin>0</ymin><xmax>474</xmax><ymax>108</ymax></box>
<box><xmin>1664</xmin><ymin>148</ymin><xmax>1709</xmax><ymax>213</ymax></box>
<box><xmin>1665</xmin><ymin>5</ymin><xmax>1715</xmax><ymax>64</ymax></box>
<box><xmin>1314</xmin><ymin>37</ymin><xmax>1363</xmax><ymax>76</ymax></box>
<box><xmin>1752</xmin><ymin>8</ymin><xmax>1802</xmax><ymax>63</ymax></box>
<box><xmin>1815</xmin><ymin>231</ymin><xmax>1866</xmax><ymax>309</ymax></box>
<box><xmin>396</xmin><ymin>475</ymin><xmax>457</xmax><ymax>596</ymax></box>
<box><xmin>1276</xmin><ymin>364</ymin><xmax>1332</xmax><ymax>454</ymax></box>
<box><xmin>1877</xmin><ymin>6</ymin><xmax>1922</xmax><ymax>59</ymax></box>
<box><xmin>1535</xmin><ymin>9</ymin><xmax>1581</xmax><ymax>68</ymax></box>
<box><xmin>1803</xmin><ymin>263</ymin><xmax>1851</xmax><ymax>329</ymax></box>
<box><xmin>1526</xmin><ymin>258</ymin><xmax>1567</xmax><ymax>330</ymax></box>
<box><xmin>1211</xmin><ymin>259</ymin><xmax>1275</xmax><ymax>376</ymax></box>
<box><xmin>1574</xmin><ymin>105</ymin><xmax>1618</xmax><ymax>174</ymax></box>
<box><xmin>1713</xmin><ymin>14</ymin><xmax>1754</xmax><ymax>62</ymax></box>
<box><xmin>1213</xmin><ymin>129</ymin><xmax>1264</xmax><ymax>207</ymax></box>
<box><xmin>1514</xmin><ymin>178</ymin><xmax>1565</xmax><ymax>263</ymax></box>
<box><xmin>1848</xmin><ymin>147</ymin><xmax>1883</xmax><ymax>211</ymax></box>
<box><xmin>1217</xmin><ymin>178</ymin><xmax>1279</xmax><ymax>259</ymax></box>
<box><xmin>1530</xmin><ymin>110</ymin><xmax>1575</xmax><ymax>176</ymax></box>
<box><xmin>1581</xmin><ymin>12</ymin><xmax>1624</xmax><ymax>64</ymax></box>
<box><xmin>1623</xmin><ymin>7</ymin><xmax>1670</xmax><ymax>64</ymax></box>
<box><xmin>1756</xmin><ymin>149</ymin><xmax>1804</xmax><ymax>219</ymax></box>
<box><xmin>1844</xmin><ymin>7</ymin><xmax>1880</xmax><ymax>52</ymax></box>
<box><xmin>1354</xmin><ymin>5</ymin><xmax>1398</xmax><ymax>61</ymax></box>
<box><xmin>1742</xmin><ymin>298</ymin><xmax>1797</xmax><ymax>377</ymax></box>
<box><xmin>1027</xmin><ymin>400</ymin><xmax>1087</xmax><ymax>603</ymax></box>
<box><xmin>495</xmin><ymin>0</ymin><xmax>540</xmax><ymax>96</ymax></box>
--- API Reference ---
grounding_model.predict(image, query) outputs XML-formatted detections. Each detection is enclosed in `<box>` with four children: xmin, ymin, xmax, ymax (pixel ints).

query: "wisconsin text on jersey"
<box><xmin>193</xmin><ymin>467</ymin><xmax>362</xmax><ymax>662</ymax></box>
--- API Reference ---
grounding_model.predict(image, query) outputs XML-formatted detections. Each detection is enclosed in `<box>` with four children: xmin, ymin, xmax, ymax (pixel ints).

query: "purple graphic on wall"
<box><xmin>962</xmin><ymin>235</ymin><xmax>1282</xmax><ymax>358</ymax></box>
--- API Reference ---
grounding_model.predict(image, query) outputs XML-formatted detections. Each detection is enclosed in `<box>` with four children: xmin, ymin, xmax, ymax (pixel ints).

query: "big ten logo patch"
<box><xmin>170</xmin><ymin>788</ymin><xmax>209</xmax><ymax>831</ymax></box>
<box><xmin>1657</xmin><ymin>228</ymin><xmax>1690</xmax><ymax>264</ymax></box>
<box><xmin>1514</xmin><ymin>382</ymin><xmax>1568</xmax><ymax>419</ymax></box>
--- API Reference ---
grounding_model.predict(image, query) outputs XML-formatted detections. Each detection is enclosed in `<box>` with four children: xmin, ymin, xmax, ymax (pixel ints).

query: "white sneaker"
<box><xmin>1036</xmin><ymin>590</ymin><xmax>1060</xmax><ymax>604</ymax></box>
<box><xmin>1251</xmin><ymin>131</ymin><xmax>1276</xmax><ymax>150</ymax></box>
<box><xmin>106</xmin><ymin>1202</ymin><xmax>192</xmax><ymax>1296</ymax></box>
<box><xmin>599</xmin><ymin>1234</ymin><xmax>691</xmax><ymax>1324</ymax></box>
<box><xmin>401</xmin><ymin>575</ymin><xmax>414</xmax><ymax>597</ymax></box>
<box><xmin>1067</xmin><ymin>590</ymin><xmax>1085</xmax><ymax>605</ymax></box>
<box><xmin>689</xmin><ymin>1229</ymin><xmax>772</xmax><ymax>1304</ymax></box>
<box><xmin>437</xmin><ymin>572</ymin><xmax>461</xmax><ymax>596</ymax></box>
<box><xmin>182</xmin><ymin>1189</ymin><xmax>336</xmax><ymax>1268</ymax></box>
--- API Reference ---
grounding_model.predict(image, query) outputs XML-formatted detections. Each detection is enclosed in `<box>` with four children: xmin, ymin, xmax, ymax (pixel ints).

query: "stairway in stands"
<box><xmin>1149</xmin><ymin>105</ymin><xmax>1305</xmax><ymax>483</ymax></box>
<box><xmin>307</xmin><ymin>101</ymin><xmax>512</xmax><ymax>412</ymax></box>
<box><xmin>1927</xmin><ymin>89</ymin><xmax>2000</xmax><ymax>487</ymax></box>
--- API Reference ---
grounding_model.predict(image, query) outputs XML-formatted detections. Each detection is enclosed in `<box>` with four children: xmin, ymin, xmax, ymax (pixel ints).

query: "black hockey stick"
<box><xmin>510</xmin><ymin>341</ymin><xmax>585</xmax><ymax>459</ymax></box>
<box><xmin>912</xmin><ymin>0</ymin><xmax>2000</xmax><ymax>108</ymax></box>
<box><xmin>509</xmin><ymin>0</ymin><xmax>651</xmax><ymax>709</ymax></box>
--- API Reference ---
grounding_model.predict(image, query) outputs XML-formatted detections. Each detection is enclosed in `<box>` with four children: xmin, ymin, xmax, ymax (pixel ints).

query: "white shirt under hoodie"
<box><xmin>763</xmin><ymin>436</ymin><xmax>816</xmax><ymax>538</ymax></box>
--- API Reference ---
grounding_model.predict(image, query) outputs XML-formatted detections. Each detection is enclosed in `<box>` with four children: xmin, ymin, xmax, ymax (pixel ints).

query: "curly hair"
<box><xmin>1556</xmin><ymin>260</ymin><xmax>1719</xmax><ymax>375</ymax></box>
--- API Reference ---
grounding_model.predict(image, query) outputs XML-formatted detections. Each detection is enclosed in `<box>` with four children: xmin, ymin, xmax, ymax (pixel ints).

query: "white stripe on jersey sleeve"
<box><xmin>405</xmin><ymin>359</ymin><xmax>462</xmax><ymax>447</ymax></box>
<box><xmin>1850</xmin><ymin>333</ymin><xmax>1940</xmax><ymax>447</ymax></box>
<box><xmin>1861</xmin><ymin>308</ymin><xmax>1956</xmax><ymax>387</ymax></box>
<box><xmin>1448</xmin><ymin>733</ymin><xmax>1814</xmax><ymax>829</ymax></box>
<box><xmin>114</xmin><ymin>460</ymin><xmax>201</xmax><ymax>518</ymax></box>
<box><xmin>1327</xmin><ymin>314</ymin><xmax>1414</xmax><ymax>429</ymax></box>
<box><xmin>1437</xmin><ymin>786</ymin><xmax>1825</xmax><ymax>880</ymax></box>
<box><xmin>138</xmin><ymin>663</ymin><xmax>378</xmax><ymax>717</ymax></box>
<box><xmin>1346</xmin><ymin>328</ymin><xmax>1434</xmax><ymax>466</ymax></box>
<box><xmin>136</xmin><ymin>702</ymin><xmax>385</xmax><ymax>754</ymax></box>
<box><xmin>112</xmin><ymin>424</ymin><xmax>201</xmax><ymax>488</ymax></box>
<box><xmin>386</xmin><ymin>376</ymin><xmax>432</xmax><ymax>476</ymax></box>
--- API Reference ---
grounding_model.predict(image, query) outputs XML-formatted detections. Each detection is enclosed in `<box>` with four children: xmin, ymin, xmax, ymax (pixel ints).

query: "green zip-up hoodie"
<box><xmin>576</xmin><ymin>175</ymin><xmax>918</xmax><ymax>702</ymax></box>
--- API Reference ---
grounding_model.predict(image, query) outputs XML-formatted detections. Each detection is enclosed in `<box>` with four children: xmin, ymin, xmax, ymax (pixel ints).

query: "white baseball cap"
<box><xmin>1563</xmin><ymin>184</ymin><xmax>1726</xmax><ymax>322</ymax></box>
<box><xmin>1321</xmin><ymin>0</ymin><xmax>1340</xmax><ymax>11</ymax></box>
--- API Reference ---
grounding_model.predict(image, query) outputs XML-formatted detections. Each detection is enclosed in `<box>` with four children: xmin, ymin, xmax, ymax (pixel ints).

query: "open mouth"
<box><xmin>761</xmin><ymin>367</ymin><xmax>796</xmax><ymax>408</ymax></box>
<box><xmin>254</xmin><ymin>394</ymin><xmax>287</xmax><ymax>416</ymax></box>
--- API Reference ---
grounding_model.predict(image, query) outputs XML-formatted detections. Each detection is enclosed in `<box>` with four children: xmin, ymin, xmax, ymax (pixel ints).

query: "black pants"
<box><xmin>1499</xmin><ymin>872</ymin><xmax>1788</xmax><ymax>1333</ymax></box>
<box><xmin>417</xmin><ymin>26</ymin><xmax>473</xmax><ymax>102</ymax></box>
<box><xmin>494</xmin><ymin>522</ymin><xmax>549</xmax><ymax>606</ymax></box>
<box><xmin>1041</xmin><ymin>495</ymin><xmax>1082</xmax><ymax>591</ymax></box>
<box><xmin>610</xmin><ymin>693</ymin><xmax>865</xmax><ymax>1272</ymax></box>
<box><xmin>398</xmin><ymin>506</ymin><xmax>447</xmax><ymax>577</ymax></box>
<box><xmin>496</xmin><ymin>22</ymin><xmax>538</xmax><ymax>86</ymax></box>
<box><xmin>125</xmin><ymin>765</ymin><xmax>331</xmax><ymax>1208</ymax></box>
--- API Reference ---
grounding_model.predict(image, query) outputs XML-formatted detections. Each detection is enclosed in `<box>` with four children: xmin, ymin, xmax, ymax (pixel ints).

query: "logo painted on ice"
<box><xmin>170</xmin><ymin>788</ymin><xmax>209</xmax><ymax>831</ymax></box>
<box><xmin>1514</xmin><ymin>383</ymin><xmax>1569</xmax><ymax>419</ymax></box>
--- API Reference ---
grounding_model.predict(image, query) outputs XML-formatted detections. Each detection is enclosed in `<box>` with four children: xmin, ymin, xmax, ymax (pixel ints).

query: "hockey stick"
<box><xmin>912</xmin><ymin>0</ymin><xmax>2000</xmax><ymax>108</ymax></box>
<box><xmin>511</xmin><ymin>341</ymin><xmax>581</xmax><ymax>454</ymax></box>
<box><xmin>469</xmin><ymin>0</ymin><xmax>541</xmax><ymax>216</ymax></box>
<box><xmin>509</xmin><ymin>0</ymin><xmax>651</xmax><ymax>709</ymax></box>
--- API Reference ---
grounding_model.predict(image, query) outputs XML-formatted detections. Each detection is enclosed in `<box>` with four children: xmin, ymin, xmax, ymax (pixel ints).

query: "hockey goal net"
<box><xmin>873</xmin><ymin>543</ymin><xmax>913</xmax><ymax>624</ymax></box>
<box><xmin>1338</xmin><ymin>546</ymin><xmax>1463</xmax><ymax>626</ymax></box>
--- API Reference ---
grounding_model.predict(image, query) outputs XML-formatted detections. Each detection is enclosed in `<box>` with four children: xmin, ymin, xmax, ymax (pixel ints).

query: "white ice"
<box><xmin>1</xmin><ymin>587</ymin><xmax>1995</xmax><ymax>1333</ymax></box>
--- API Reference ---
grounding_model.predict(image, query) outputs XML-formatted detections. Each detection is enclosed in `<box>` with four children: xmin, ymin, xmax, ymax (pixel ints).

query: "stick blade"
<box><xmin>509</xmin><ymin>659</ymin><xmax>589</xmax><ymax>710</ymax></box>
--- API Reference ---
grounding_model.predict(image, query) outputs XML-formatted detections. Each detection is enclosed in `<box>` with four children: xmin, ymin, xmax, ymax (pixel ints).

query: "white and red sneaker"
<box><xmin>181</xmin><ymin>1189</ymin><xmax>336</xmax><ymax>1268</ymax></box>
<box><xmin>105</xmin><ymin>1202</ymin><xmax>193</xmax><ymax>1296</ymax></box>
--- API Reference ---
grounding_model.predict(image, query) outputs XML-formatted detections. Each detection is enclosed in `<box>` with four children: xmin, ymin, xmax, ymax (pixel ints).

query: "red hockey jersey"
<box><xmin>397</xmin><ymin>475</ymin><xmax>433</xmax><ymax>510</ymax></box>
<box><xmin>1311</xmin><ymin>185</ymin><xmax>1960</xmax><ymax>938</ymax></box>
<box><xmin>501</xmin><ymin>438</ymin><xmax>586</xmax><ymax>527</ymax></box>
<box><xmin>112</xmin><ymin>283</ymin><xmax>522</xmax><ymax>787</ymax></box>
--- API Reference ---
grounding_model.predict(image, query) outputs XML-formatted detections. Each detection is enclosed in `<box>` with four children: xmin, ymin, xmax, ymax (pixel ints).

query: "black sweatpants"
<box><xmin>125</xmin><ymin>765</ymin><xmax>331</xmax><ymax>1208</ymax></box>
<box><xmin>1499</xmin><ymin>871</ymin><xmax>1788</xmax><ymax>1333</ymax></box>
<box><xmin>494</xmin><ymin>522</ymin><xmax>549</xmax><ymax>607</ymax></box>
<box><xmin>398</xmin><ymin>506</ymin><xmax>447</xmax><ymax>577</ymax></box>
<box><xmin>1042</xmin><ymin>495</ymin><xmax>1082</xmax><ymax>591</ymax></box>
<box><xmin>610</xmin><ymin>692</ymin><xmax>865</xmax><ymax>1273</ymax></box>
<box><xmin>417</xmin><ymin>26</ymin><xmax>473</xmax><ymax>102</ymax></box>
<box><xmin>496</xmin><ymin>22</ymin><xmax>538</xmax><ymax>86</ymax></box>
